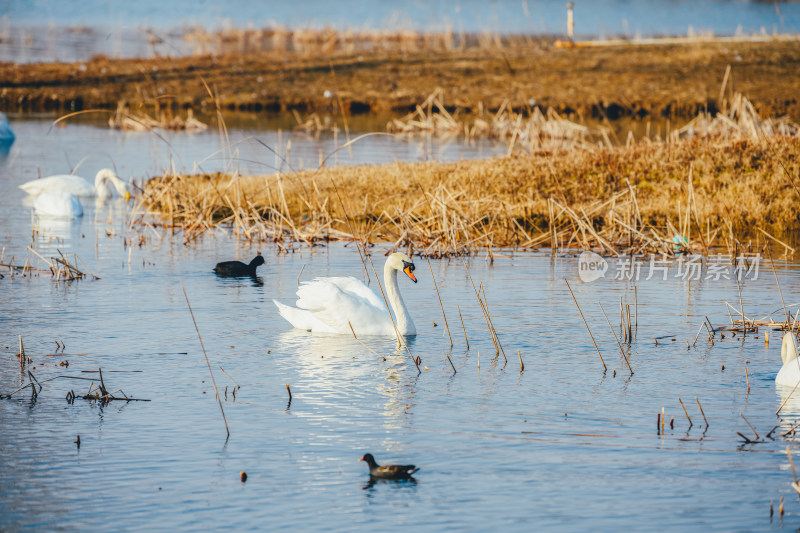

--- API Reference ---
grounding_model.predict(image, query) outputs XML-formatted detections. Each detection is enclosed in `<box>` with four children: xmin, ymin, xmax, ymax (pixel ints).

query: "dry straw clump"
<box><xmin>142</xmin><ymin>132</ymin><xmax>800</xmax><ymax>257</ymax></box>
<box><xmin>109</xmin><ymin>102</ymin><xmax>208</xmax><ymax>132</ymax></box>
<box><xmin>386</xmin><ymin>88</ymin><xmax>594</xmax><ymax>152</ymax></box>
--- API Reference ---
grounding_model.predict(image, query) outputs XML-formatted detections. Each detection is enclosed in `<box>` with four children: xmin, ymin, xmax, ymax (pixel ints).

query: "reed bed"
<box><xmin>108</xmin><ymin>102</ymin><xmax>208</xmax><ymax>132</ymax></box>
<box><xmin>6</xmin><ymin>36</ymin><xmax>800</xmax><ymax>121</ymax></box>
<box><xmin>181</xmin><ymin>26</ymin><xmax>545</xmax><ymax>58</ymax></box>
<box><xmin>386</xmin><ymin>88</ymin><xmax>596</xmax><ymax>152</ymax></box>
<box><xmin>141</xmin><ymin>129</ymin><xmax>800</xmax><ymax>257</ymax></box>
<box><xmin>384</xmin><ymin>89</ymin><xmax>796</xmax><ymax>154</ymax></box>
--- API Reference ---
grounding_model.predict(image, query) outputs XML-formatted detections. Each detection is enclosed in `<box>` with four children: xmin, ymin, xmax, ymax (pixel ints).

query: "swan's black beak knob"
<box><xmin>403</xmin><ymin>262</ymin><xmax>417</xmax><ymax>283</ymax></box>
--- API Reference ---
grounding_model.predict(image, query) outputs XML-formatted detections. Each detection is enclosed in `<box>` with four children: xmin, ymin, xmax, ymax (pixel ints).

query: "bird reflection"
<box><xmin>362</xmin><ymin>476</ymin><xmax>418</xmax><ymax>491</ymax></box>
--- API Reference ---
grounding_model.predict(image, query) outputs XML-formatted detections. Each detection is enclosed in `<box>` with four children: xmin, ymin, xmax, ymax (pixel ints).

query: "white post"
<box><xmin>567</xmin><ymin>3</ymin><xmax>575</xmax><ymax>40</ymax></box>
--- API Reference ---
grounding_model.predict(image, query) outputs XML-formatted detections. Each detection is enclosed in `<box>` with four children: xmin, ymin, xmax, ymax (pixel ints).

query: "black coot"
<box><xmin>213</xmin><ymin>253</ymin><xmax>265</xmax><ymax>277</ymax></box>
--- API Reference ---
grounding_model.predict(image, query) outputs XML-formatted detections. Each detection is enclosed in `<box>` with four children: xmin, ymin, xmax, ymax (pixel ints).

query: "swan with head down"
<box><xmin>273</xmin><ymin>252</ymin><xmax>418</xmax><ymax>336</ymax></box>
<box><xmin>33</xmin><ymin>191</ymin><xmax>84</xmax><ymax>219</ymax></box>
<box><xmin>20</xmin><ymin>168</ymin><xmax>134</xmax><ymax>200</ymax></box>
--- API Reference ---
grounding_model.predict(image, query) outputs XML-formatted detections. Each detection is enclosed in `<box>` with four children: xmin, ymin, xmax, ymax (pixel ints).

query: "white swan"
<box><xmin>20</xmin><ymin>168</ymin><xmax>134</xmax><ymax>199</ymax></box>
<box><xmin>34</xmin><ymin>191</ymin><xmax>84</xmax><ymax>219</ymax></box>
<box><xmin>776</xmin><ymin>332</ymin><xmax>800</xmax><ymax>387</ymax></box>
<box><xmin>274</xmin><ymin>252</ymin><xmax>418</xmax><ymax>335</ymax></box>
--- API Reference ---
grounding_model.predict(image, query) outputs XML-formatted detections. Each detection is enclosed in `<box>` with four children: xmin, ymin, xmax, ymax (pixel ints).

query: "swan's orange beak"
<box><xmin>403</xmin><ymin>265</ymin><xmax>417</xmax><ymax>283</ymax></box>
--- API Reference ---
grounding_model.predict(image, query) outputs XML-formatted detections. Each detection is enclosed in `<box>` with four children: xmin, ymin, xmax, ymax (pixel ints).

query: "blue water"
<box><xmin>1</xmin><ymin>0</ymin><xmax>798</xmax><ymax>63</ymax></box>
<box><xmin>2</xmin><ymin>116</ymin><xmax>800</xmax><ymax>531</ymax></box>
<box><xmin>4</xmin><ymin>0</ymin><xmax>798</xmax><ymax>36</ymax></box>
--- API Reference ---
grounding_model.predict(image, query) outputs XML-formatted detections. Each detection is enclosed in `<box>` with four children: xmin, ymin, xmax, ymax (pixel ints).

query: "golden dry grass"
<box><xmin>141</xmin><ymin>133</ymin><xmax>800</xmax><ymax>256</ymax></box>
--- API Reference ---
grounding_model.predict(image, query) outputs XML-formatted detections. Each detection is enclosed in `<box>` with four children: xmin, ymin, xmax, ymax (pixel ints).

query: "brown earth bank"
<box><xmin>2</xmin><ymin>37</ymin><xmax>800</xmax><ymax>121</ymax></box>
<box><xmin>141</xmin><ymin>135</ymin><xmax>800</xmax><ymax>256</ymax></box>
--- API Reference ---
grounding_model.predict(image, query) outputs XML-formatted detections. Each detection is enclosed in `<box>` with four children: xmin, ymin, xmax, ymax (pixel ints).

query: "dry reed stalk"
<box><xmin>447</xmin><ymin>354</ymin><xmax>457</xmax><ymax>374</ymax></box>
<box><xmin>598</xmin><ymin>302</ymin><xmax>634</xmax><ymax>375</ymax></box>
<box><xmin>457</xmin><ymin>304</ymin><xmax>469</xmax><ymax>350</ymax></box>
<box><xmin>475</xmin><ymin>281</ymin><xmax>501</xmax><ymax>357</ymax></box>
<box><xmin>564</xmin><ymin>279</ymin><xmax>607</xmax><ymax>372</ymax></box>
<box><xmin>626</xmin><ymin>304</ymin><xmax>632</xmax><ymax>343</ymax></box>
<box><xmin>767</xmin><ymin>248</ymin><xmax>791</xmax><ymax>325</ymax></box>
<box><xmin>758</xmin><ymin>227</ymin><xmax>795</xmax><ymax>255</ymax></box>
<box><xmin>776</xmin><ymin>378</ymin><xmax>800</xmax><ymax>415</ymax></box>
<box><xmin>787</xmin><ymin>446</ymin><xmax>800</xmax><ymax>490</ymax></box>
<box><xmin>740</xmin><ymin>413</ymin><xmax>759</xmax><ymax>440</ymax></box>
<box><xmin>735</xmin><ymin>277</ymin><xmax>747</xmax><ymax>332</ymax></box>
<box><xmin>745</xmin><ymin>363</ymin><xmax>751</xmax><ymax>393</ymax></box>
<box><xmin>696</xmin><ymin>397</ymin><xmax>709</xmax><ymax>426</ymax></box>
<box><xmin>517</xmin><ymin>349</ymin><xmax>525</xmax><ymax>372</ymax></box>
<box><xmin>217</xmin><ymin>365</ymin><xmax>241</xmax><ymax>390</ymax></box>
<box><xmin>181</xmin><ymin>283</ymin><xmax>229</xmax><ymax>437</ymax></box>
<box><xmin>678</xmin><ymin>398</ymin><xmax>693</xmax><ymax>427</ymax></box>
<box><xmin>461</xmin><ymin>257</ymin><xmax>501</xmax><ymax>357</ymax></box>
<box><xmin>479</xmin><ymin>283</ymin><xmax>506</xmax><ymax>359</ymax></box>
<box><xmin>426</xmin><ymin>256</ymin><xmax>453</xmax><ymax>348</ymax></box>
<box><xmin>348</xmin><ymin>322</ymin><xmax>386</xmax><ymax>362</ymax></box>
<box><xmin>18</xmin><ymin>335</ymin><xmax>25</xmax><ymax>371</ymax></box>
<box><xmin>692</xmin><ymin>322</ymin><xmax>704</xmax><ymax>346</ymax></box>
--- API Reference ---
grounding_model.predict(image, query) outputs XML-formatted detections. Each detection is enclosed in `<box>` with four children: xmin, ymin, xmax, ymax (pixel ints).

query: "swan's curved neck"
<box><xmin>783</xmin><ymin>332</ymin><xmax>798</xmax><ymax>365</ymax></box>
<box><xmin>384</xmin><ymin>261</ymin><xmax>415</xmax><ymax>335</ymax></box>
<box><xmin>94</xmin><ymin>172</ymin><xmax>108</xmax><ymax>188</ymax></box>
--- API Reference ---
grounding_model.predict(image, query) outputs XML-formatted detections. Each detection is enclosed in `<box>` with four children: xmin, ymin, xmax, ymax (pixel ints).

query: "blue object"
<box><xmin>0</xmin><ymin>112</ymin><xmax>15</xmax><ymax>157</ymax></box>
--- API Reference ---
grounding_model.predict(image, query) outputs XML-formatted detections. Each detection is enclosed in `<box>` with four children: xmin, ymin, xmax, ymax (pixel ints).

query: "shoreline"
<box><xmin>2</xmin><ymin>35</ymin><xmax>800</xmax><ymax>121</ymax></box>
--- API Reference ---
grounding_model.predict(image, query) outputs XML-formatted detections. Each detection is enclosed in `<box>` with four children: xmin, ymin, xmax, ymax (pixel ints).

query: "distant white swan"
<box><xmin>776</xmin><ymin>332</ymin><xmax>800</xmax><ymax>387</ymax></box>
<box><xmin>34</xmin><ymin>191</ymin><xmax>84</xmax><ymax>219</ymax></box>
<box><xmin>20</xmin><ymin>168</ymin><xmax>134</xmax><ymax>199</ymax></box>
<box><xmin>274</xmin><ymin>252</ymin><xmax>418</xmax><ymax>335</ymax></box>
<box><xmin>0</xmin><ymin>112</ymin><xmax>15</xmax><ymax>144</ymax></box>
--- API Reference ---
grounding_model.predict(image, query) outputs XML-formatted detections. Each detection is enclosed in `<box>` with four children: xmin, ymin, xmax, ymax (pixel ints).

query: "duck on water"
<box><xmin>213</xmin><ymin>253</ymin><xmax>265</xmax><ymax>277</ymax></box>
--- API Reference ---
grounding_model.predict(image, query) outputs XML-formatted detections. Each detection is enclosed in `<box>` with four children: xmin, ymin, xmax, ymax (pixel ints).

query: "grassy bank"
<box><xmin>3</xmin><ymin>33</ymin><xmax>800</xmax><ymax>120</ymax></box>
<box><xmin>141</xmin><ymin>134</ymin><xmax>800</xmax><ymax>256</ymax></box>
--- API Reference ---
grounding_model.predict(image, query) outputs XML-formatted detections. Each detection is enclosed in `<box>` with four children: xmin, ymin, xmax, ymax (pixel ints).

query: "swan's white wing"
<box><xmin>321</xmin><ymin>276</ymin><xmax>385</xmax><ymax>309</ymax></box>
<box><xmin>275</xmin><ymin>277</ymin><xmax>391</xmax><ymax>335</ymax></box>
<box><xmin>273</xmin><ymin>300</ymin><xmax>336</xmax><ymax>332</ymax></box>
<box><xmin>20</xmin><ymin>175</ymin><xmax>94</xmax><ymax>197</ymax></box>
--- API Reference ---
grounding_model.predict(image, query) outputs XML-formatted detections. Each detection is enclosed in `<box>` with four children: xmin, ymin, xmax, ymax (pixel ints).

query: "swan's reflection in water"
<box><xmin>776</xmin><ymin>383</ymin><xmax>800</xmax><ymax>432</ymax></box>
<box><xmin>273</xmin><ymin>330</ymin><xmax>419</xmax><ymax>429</ymax></box>
<box><xmin>34</xmin><ymin>213</ymin><xmax>84</xmax><ymax>242</ymax></box>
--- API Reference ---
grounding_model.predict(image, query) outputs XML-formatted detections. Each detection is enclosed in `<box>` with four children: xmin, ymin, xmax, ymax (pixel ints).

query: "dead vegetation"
<box><xmin>0</xmin><ymin>247</ymin><xmax>97</xmax><ymax>281</ymax></box>
<box><xmin>139</xmin><ymin>129</ymin><xmax>800</xmax><ymax>257</ymax></box>
<box><xmin>3</xmin><ymin>34</ymin><xmax>800</xmax><ymax>120</ymax></box>
<box><xmin>108</xmin><ymin>102</ymin><xmax>208</xmax><ymax>132</ymax></box>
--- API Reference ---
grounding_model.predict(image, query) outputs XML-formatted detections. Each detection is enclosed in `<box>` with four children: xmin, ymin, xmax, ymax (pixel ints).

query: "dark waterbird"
<box><xmin>360</xmin><ymin>453</ymin><xmax>419</xmax><ymax>480</ymax></box>
<box><xmin>213</xmin><ymin>253</ymin><xmax>265</xmax><ymax>277</ymax></box>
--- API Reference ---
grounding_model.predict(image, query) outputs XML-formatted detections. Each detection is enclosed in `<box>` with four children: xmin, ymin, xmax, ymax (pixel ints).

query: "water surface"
<box><xmin>2</xmin><ymin>0</ymin><xmax>799</xmax><ymax>63</ymax></box>
<box><xmin>2</xmin><ymin>117</ymin><xmax>800</xmax><ymax>531</ymax></box>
